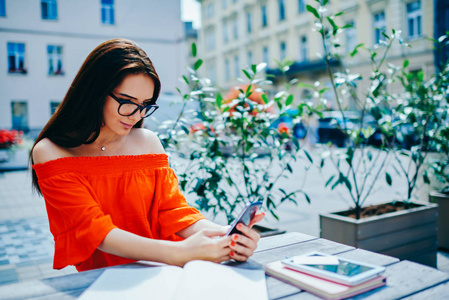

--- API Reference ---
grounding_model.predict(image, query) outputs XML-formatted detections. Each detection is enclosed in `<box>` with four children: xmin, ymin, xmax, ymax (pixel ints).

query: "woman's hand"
<box><xmin>175</xmin><ymin>228</ymin><xmax>233</xmax><ymax>267</ymax></box>
<box><xmin>228</xmin><ymin>212</ymin><xmax>265</xmax><ymax>262</ymax></box>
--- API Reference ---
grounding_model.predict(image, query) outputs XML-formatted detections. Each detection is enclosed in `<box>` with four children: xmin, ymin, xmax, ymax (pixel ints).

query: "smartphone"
<box><xmin>281</xmin><ymin>252</ymin><xmax>386</xmax><ymax>286</ymax></box>
<box><xmin>226</xmin><ymin>201</ymin><xmax>262</xmax><ymax>236</ymax></box>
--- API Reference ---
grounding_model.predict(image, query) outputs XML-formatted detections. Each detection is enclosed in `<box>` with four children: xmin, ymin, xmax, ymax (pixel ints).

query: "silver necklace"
<box><xmin>101</xmin><ymin>146</ymin><xmax>106</xmax><ymax>151</ymax></box>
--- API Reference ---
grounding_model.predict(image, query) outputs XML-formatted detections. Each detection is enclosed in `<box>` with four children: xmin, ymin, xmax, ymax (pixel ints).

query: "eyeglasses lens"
<box><xmin>118</xmin><ymin>103</ymin><xmax>157</xmax><ymax>118</ymax></box>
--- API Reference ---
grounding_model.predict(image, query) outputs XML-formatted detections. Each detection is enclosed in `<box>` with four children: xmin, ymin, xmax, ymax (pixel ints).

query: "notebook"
<box><xmin>78</xmin><ymin>260</ymin><xmax>268</xmax><ymax>300</ymax></box>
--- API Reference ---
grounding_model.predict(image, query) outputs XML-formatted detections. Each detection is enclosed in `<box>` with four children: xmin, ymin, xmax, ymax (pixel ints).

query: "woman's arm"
<box><xmin>98</xmin><ymin>227</ymin><xmax>233</xmax><ymax>267</ymax></box>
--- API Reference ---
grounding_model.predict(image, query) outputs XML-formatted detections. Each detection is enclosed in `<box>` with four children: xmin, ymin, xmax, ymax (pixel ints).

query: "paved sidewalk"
<box><xmin>0</xmin><ymin>167</ymin><xmax>448</xmax><ymax>286</ymax></box>
<box><xmin>0</xmin><ymin>171</ymin><xmax>77</xmax><ymax>285</ymax></box>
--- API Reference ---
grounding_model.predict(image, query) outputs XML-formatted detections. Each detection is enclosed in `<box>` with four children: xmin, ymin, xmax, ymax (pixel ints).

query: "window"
<box><xmin>234</xmin><ymin>55</ymin><xmax>240</xmax><ymax>78</ymax></box>
<box><xmin>248</xmin><ymin>51</ymin><xmax>253</xmax><ymax>66</ymax></box>
<box><xmin>11</xmin><ymin>101</ymin><xmax>28</xmax><ymax>131</ymax></box>
<box><xmin>407</xmin><ymin>1</ymin><xmax>422</xmax><ymax>39</ymax></box>
<box><xmin>263</xmin><ymin>46</ymin><xmax>269</xmax><ymax>63</ymax></box>
<box><xmin>279</xmin><ymin>0</ymin><xmax>286</xmax><ymax>21</ymax></box>
<box><xmin>0</xmin><ymin>0</ymin><xmax>6</xmax><ymax>17</ymax></box>
<box><xmin>373</xmin><ymin>11</ymin><xmax>386</xmax><ymax>44</ymax></box>
<box><xmin>47</xmin><ymin>45</ymin><xmax>64</xmax><ymax>75</ymax></box>
<box><xmin>299</xmin><ymin>36</ymin><xmax>308</xmax><ymax>61</ymax></box>
<box><xmin>206</xmin><ymin>28</ymin><xmax>215</xmax><ymax>51</ymax></box>
<box><xmin>205</xmin><ymin>3</ymin><xmax>214</xmax><ymax>19</ymax></box>
<box><xmin>261</xmin><ymin>5</ymin><xmax>268</xmax><ymax>27</ymax></box>
<box><xmin>101</xmin><ymin>0</ymin><xmax>114</xmax><ymax>25</ymax></box>
<box><xmin>280</xmin><ymin>41</ymin><xmax>286</xmax><ymax>60</ymax></box>
<box><xmin>246</xmin><ymin>12</ymin><xmax>252</xmax><ymax>33</ymax></box>
<box><xmin>41</xmin><ymin>0</ymin><xmax>57</xmax><ymax>20</ymax></box>
<box><xmin>345</xmin><ymin>21</ymin><xmax>356</xmax><ymax>53</ymax></box>
<box><xmin>223</xmin><ymin>21</ymin><xmax>229</xmax><ymax>43</ymax></box>
<box><xmin>233</xmin><ymin>17</ymin><xmax>238</xmax><ymax>40</ymax></box>
<box><xmin>298</xmin><ymin>0</ymin><xmax>306</xmax><ymax>13</ymax></box>
<box><xmin>50</xmin><ymin>101</ymin><xmax>61</xmax><ymax>115</ymax></box>
<box><xmin>207</xmin><ymin>64</ymin><xmax>217</xmax><ymax>83</ymax></box>
<box><xmin>7</xmin><ymin>43</ymin><xmax>26</xmax><ymax>74</ymax></box>
<box><xmin>225</xmin><ymin>59</ymin><xmax>230</xmax><ymax>81</ymax></box>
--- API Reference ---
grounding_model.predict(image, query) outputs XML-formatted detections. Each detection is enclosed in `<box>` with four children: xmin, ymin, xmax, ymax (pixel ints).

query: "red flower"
<box><xmin>0</xmin><ymin>129</ymin><xmax>22</xmax><ymax>147</ymax></box>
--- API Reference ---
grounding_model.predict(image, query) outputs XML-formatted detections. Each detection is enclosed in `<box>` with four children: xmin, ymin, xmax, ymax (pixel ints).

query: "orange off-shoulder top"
<box><xmin>32</xmin><ymin>154</ymin><xmax>205</xmax><ymax>272</ymax></box>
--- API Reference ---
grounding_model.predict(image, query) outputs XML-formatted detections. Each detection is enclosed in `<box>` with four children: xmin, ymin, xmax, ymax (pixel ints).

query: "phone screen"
<box><xmin>226</xmin><ymin>201</ymin><xmax>262</xmax><ymax>235</ymax></box>
<box><xmin>304</xmin><ymin>254</ymin><xmax>374</xmax><ymax>277</ymax></box>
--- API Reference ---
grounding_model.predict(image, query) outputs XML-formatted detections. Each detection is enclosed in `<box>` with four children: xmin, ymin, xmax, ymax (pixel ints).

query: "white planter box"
<box><xmin>319</xmin><ymin>201</ymin><xmax>438</xmax><ymax>267</ymax></box>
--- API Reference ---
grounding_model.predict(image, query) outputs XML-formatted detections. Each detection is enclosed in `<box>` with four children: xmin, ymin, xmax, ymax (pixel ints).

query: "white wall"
<box><xmin>0</xmin><ymin>0</ymin><xmax>186</xmax><ymax>130</ymax></box>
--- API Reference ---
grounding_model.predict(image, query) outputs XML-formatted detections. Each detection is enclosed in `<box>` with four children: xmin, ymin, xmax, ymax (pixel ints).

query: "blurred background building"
<box><xmin>0</xmin><ymin>0</ymin><xmax>194</xmax><ymax>133</ymax></box>
<box><xmin>197</xmin><ymin>0</ymin><xmax>448</xmax><ymax>109</ymax></box>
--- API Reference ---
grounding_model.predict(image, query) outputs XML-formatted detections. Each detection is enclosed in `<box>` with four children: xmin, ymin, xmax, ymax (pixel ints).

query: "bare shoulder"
<box><xmin>32</xmin><ymin>138</ymin><xmax>71</xmax><ymax>164</ymax></box>
<box><xmin>131</xmin><ymin>128</ymin><xmax>165</xmax><ymax>154</ymax></box>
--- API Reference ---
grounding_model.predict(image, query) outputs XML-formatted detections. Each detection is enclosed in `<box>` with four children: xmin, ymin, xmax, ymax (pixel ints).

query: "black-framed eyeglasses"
<box><xmin>109</xmin><ymin>93</ymin><xmax>159</xmax><ymax>118</ymax></box>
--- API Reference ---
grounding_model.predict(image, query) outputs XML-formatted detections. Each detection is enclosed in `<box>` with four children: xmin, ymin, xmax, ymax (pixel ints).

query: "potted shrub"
<box><xmin>158</xmin><ymin>44</ymin><xmax>322</xmax><ymax>236</ymax></box>
<box><xmin>303</xmin><ymin>1</ymin><xmax>442</xmax><ymax>267</ymax></box>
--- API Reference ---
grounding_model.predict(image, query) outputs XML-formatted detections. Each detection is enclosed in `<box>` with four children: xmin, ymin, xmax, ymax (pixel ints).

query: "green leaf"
<box><xmin>423</xmin><ymin>171</ymin><xmax>430</xmax><ymax>185</ymax></box>
<box><xmin>269</xmin><ymin>209</ymin><xmax>279</xmax><ymax>220</ymax></box>
<box><xmin>286</xmin><ymin>163</ymin><xmax>293</xmax><ymax>173</ymax></box>
<box><xmin>242</xmin><ymin>69</ymin><xmax>252</xmax><ymax>80</ymax></box>
<box><xmin>251</xmin><ymin>64</ymin><xmax>257</xmax><ymax>74</ymax></box>
<box><xmin>182</xmin><ymin>75</ymin><xmax>189</xmax><ymax>85</ymax></box>
<box><xmin>193</xmin><ymin>59</ymin><xmax>203</xmax><ymax>70</ymax></box>
<box><xmin>216</xmin><ymin>93</ymin><xmax>223</xmax><ymax>108</ymax></box>
<box><xmin>191</xmin><ymin>43</ymin><xmax>197</xmax><ymax>57</ymax></box>
<box><xmin>262</xmin><ymin>93</ymin><xmax>269</xmax><ymax>104</ymax></box>
<box><xmin>303</xmin><ymin>193</ymin><xmax>311</xmax><ymax>204</ymax></box>
<box><xmin>304</xmin><ymin>150</ymin><xmax>313</xmax><ymax>163</ymax></box>
<box><xmin>297</xmin><ymin>82</ymin><xmax>317</xmax><ymax>89</ymax></box>
<box><xmin>386</xmin><ymin>173</ymin><xmax>392</xmax><ymax>186</ymax></box>
<box><xmin>326</xmin><ymin>17</ymin><xmax>338</xmax><ymax>35</ymax></box>
<box><xmin>286</xmin><ymin>94</ymin><xmax>294</xmax><ymax>106</ymax></box>
<box><xmin>306</xmin><ymin>5</ymin><xmax>320</xmax><ymax>19</ymax></box>
<box><xmin>325</xmin><ymin>175</ymin><xmax>335</xmax><ymax>187</ymax></box>
<box><xmin>350</xmin><ymin>43</ymin><xmax>364</xmax><ymax>57</ymax></box>
<box><xmin>403</xmin><ymin>59</ymin><xmax>409</xmax><ymax>69</ymax></box>
<box><xmin>180</xmin><ymin>124</ymin><xmax>190</xmax><ymax>135</ymax></box>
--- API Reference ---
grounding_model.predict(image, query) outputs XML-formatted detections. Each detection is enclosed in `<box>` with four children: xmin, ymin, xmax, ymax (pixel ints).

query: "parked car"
<box><xmin>317</xmin><ymin>111</ymin><xmax>359</xmax><ymax>147</ymax></box>
<box><xmin>317</xmin><ymin>111</ymin><xmax>392</xmax><ymax>147</ymax></box>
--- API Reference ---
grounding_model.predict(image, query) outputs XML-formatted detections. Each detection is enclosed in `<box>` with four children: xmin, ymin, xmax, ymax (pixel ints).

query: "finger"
<box><xmin>217</xmin><ymin>254</ymin><xmax>232</xmax><ymax>263</ymax></box>
<box><xmin>229</xmin><ymin>239</ymin><xmax>253</xmax><ymax>258</ymax></box>
<box><xmin>221</xmin><ymin>225</ymin><xmax>231</xmax><ymax>233</ymax></box>
<box><xmin>230</xmin><ymin>250</ymin><xmax>248</xmax><ymax>262</ymax></box>
<box><xmin>229</xmin><ymin>233</ymin><xmax>256</xmax><ymax>256</ymax></box>
<box><xmin>202</xmin><ymin>228</ymin><xmax>230</xmax><ymax>237</ymax></box>
<box><xmin>235</xmin><ymin>223</ymin><xmax>260</xmax><ymax>242</ymax></box>
<box><xmin>249</xmin><ymin>212</ymin><xmax>265</xmax><ymax>228</ymax></box>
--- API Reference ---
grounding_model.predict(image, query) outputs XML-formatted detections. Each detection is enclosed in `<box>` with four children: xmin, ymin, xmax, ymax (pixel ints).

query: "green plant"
<box><xmin>390</xmin><ymin>60</ymin><xmax>449</xmax><ymax>202</ymax></box>
<box><xmin>306</xmin><ymin>0</ymin><xmax>449</xmax><ymax>217</ymax></box>
<box><xmin>424</xmin><ymin>61</ymin><xmax>449</xmax><ymax>194</ymax></box>
<box><xmin>159</xmin><ymin>44</ymin><xmax>321</xmax><ymax>223</ymax></box>
<box><xmin>305</xmin><ymin>0</ymin><xmax>405</xmax><ymax>219</ymax></box>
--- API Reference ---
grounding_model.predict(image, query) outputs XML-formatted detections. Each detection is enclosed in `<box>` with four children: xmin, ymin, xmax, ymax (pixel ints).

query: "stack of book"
<box><xmin>265</xmin><ymin>258</ymin><xmax>386</xmax><ymax>300</ymax></box>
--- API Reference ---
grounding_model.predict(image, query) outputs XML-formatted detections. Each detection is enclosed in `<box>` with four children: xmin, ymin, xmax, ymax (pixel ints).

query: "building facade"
<box><xmin>197</xmin><ymin>0</ymin><xmax>438</xmax><ymax>109</ymax></box>
<box><xmin>0</xmin><ymin>0</ymin><xmax>187</xmax><ymax>132</ymax></box>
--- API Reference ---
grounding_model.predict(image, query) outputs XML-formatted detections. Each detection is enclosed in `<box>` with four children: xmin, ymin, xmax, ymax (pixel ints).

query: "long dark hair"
<box><xmin>30</xmin><ymin>38</ymin><xmax>161</xmax><ymax>194</ymax></box>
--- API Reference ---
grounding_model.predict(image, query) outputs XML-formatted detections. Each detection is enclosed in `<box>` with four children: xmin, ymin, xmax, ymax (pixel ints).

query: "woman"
<box><xmin>30</xmin><ymin>39</ymin><xmax>264</xmax><ymax>271</ymax></box>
